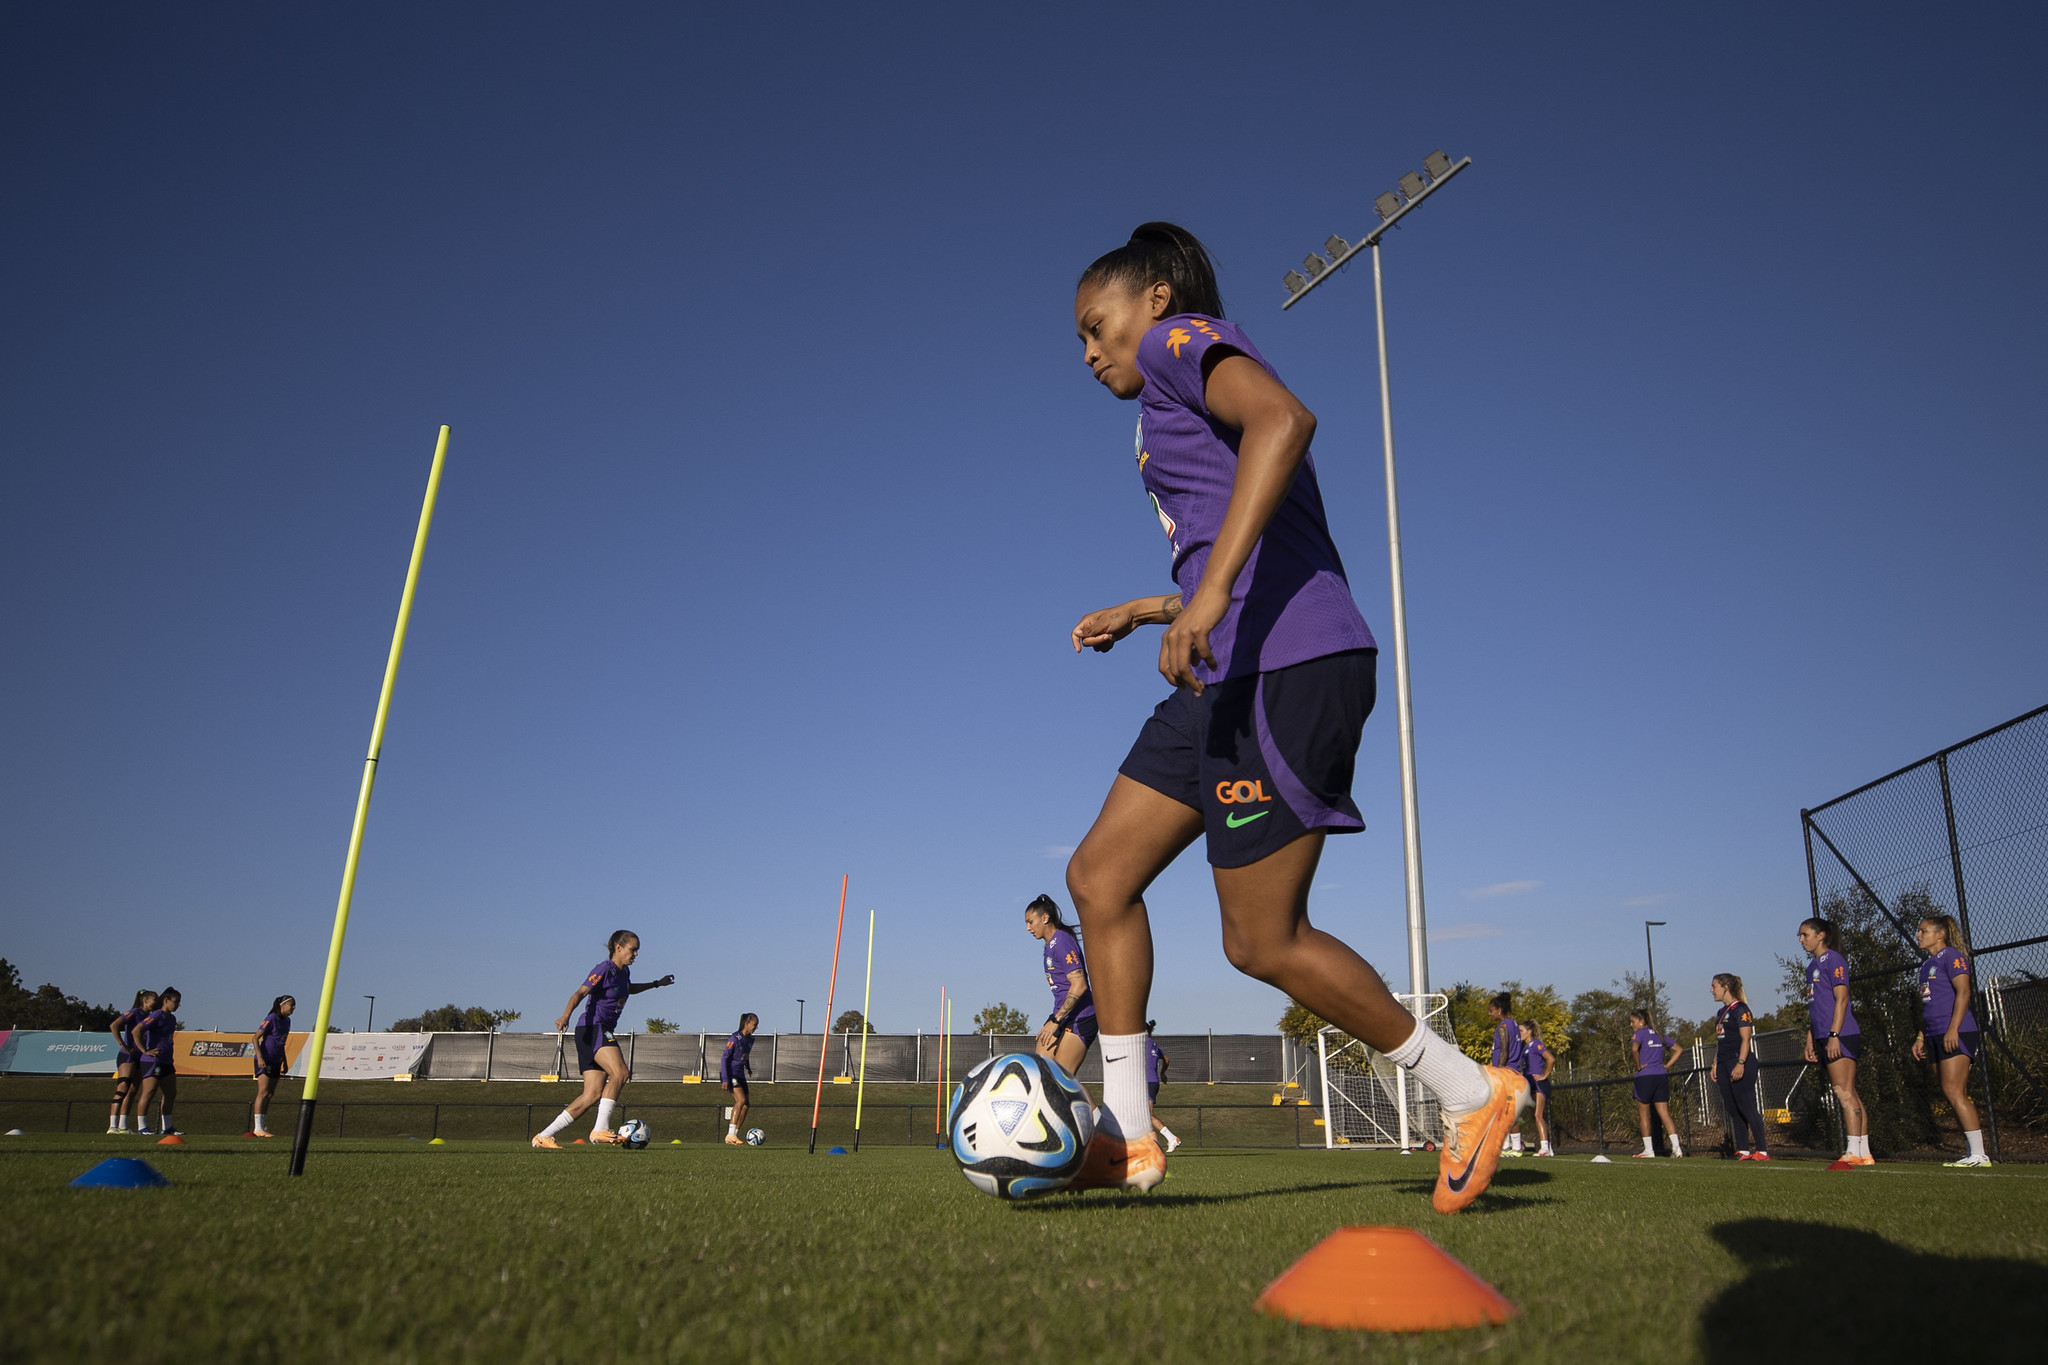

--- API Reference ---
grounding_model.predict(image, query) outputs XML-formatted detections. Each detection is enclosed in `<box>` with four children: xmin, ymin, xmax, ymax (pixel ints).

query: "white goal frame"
<box><xmin>1315</xmin><ymin>993</ymin><xmax>1453</xmax><ymax>1151</ymax></box>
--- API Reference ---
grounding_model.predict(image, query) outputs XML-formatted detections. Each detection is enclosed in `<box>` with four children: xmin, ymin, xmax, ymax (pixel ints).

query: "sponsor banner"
<box><xmin>0</xmin><ymin>1030</ymin><xmax>121</xmax><ymax>1074</ymax></box>
<box><xmin>290</xmin><ymin>1032</ymin><xmax>429</xmax><ymax>1080</ymax></box>
<box><xmin>173</xmin><ymin>1031</ymin><xmax>313</xmax><ymax>1077</ymax></box>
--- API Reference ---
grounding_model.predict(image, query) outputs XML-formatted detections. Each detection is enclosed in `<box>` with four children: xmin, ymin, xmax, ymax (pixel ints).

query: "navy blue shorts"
<box><xmin>253</xmin><ymin>1058</ymin><xmax>285</xmax><ymax>1079</ymax></box>
<box><xmin>1052</xmin><ymin>1015</ymin><xmax>1098</xmax><ymax>1050</ymax></box>
<box><xmin>1633</xmin><ymin>1075</ymin><xmax>1670</xmax><ymax>1105</ymax></box>
<box><xmin>1925</xmin><ymin>1030</ymin><xmax>1979</xmax><ymax>1061</ymax></box>
<box><xmin>137</xmin><ymin>1056</ymin><xmax>173</xmax><ymax>1080</ymax></box>
<box><xmin>1146</xmin><ymin>1081</ymin><xmax>1160</xmax><ymax>1101</ymax></box>
<box><xmin>1119</xmin><ymin>649</ymin><xmax>1375</xmax><ymax>869</ymax></box>
<box><xmin>1813</xmin><ymin>1031</ymin><xmax>1862</xmax><ymax>1061</ymax></box>
<box><xmin>725</xmin><ymin>1077</ymin><xmax>750</xmax><ymax>1100</ymax></box>
<box><xmin>575</xmin><ymin>1023</ymin><xmax>621</xmax><ymax>1074</ymax></box>
<box><xmin>1532</xmin><ymin>1077</ymin><xmax>1552</xmax><ymax>1098</ymax></box>
<box><xmin>117</xmin><ymin>1051</ymin><xmax>142</xmax><ymax>1074</ymax></box>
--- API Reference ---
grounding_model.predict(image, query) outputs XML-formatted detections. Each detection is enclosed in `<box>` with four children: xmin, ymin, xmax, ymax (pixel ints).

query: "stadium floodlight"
<box><xmin>1302</xmin><ymin>254</ymin><xmax>1329</xmax><ymax>279</ymax></box>
<box><xmin>1644</xmin><ymin>921</ymin><xmax>1668</xmax><ymax>1023</ymax></box>
<box><xmin>363</xmin><ymin>995</ymin><xmax>375</xmax><ymax>1031</ymax></box>
<box><xmin>1283</xmin><ymin>269</ymin><xmax>1309</xmax><ymax>296</ymax></box>
<box><xmin>1277</xmin><ymin>150</ymin><xmax>1472</xmax><ymax>1014</ymax></box>
<box><xmin>797</xmin><ymin>998</ymin><xmax>806</xmax><ymax>1034</ymax></box>
<box><xmin>1325</xmin><ymin>234</ymin><xmax>1350</xmax><ymax>259</ymax></box>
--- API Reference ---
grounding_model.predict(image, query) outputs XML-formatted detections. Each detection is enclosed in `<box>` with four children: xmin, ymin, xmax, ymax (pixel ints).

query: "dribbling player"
<box><xmin>1063</xmin><ymin>223</ymin><xmax>1526</xmax><ymax>1211</ymax></box>
<box><xmin>532</xmin><ymin>931</ymin><xmax>674</xmax><ymax>1149</ymax></box>
<box><xmin>721</xmin><ymin>1013</ymin><xmax>757</xmax><ymax>1145</ymax></box>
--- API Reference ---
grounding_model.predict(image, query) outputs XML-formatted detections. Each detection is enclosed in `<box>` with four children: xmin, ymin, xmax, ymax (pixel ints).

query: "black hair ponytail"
<box><xmin>1801</xmin><ymin>917</ymin><xmax>1842</xmax><ymax>955</ymax></box>
<box><xmin>1079</xmin><ymin>222</ymin><xmax>1225</xmax><ymax>319</ymax></box>
<box><xmin>1025</xmin><ymin>893</ymin><xmax>1078</xmax><ymax>937</ymax></box>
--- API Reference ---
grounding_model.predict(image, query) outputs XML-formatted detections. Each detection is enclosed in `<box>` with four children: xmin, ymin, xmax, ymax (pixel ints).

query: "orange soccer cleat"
<box><xmin>1432</xmin><ymin>1067</ymin><xmax>1530</xmax><ymax>1214</ymax></box>
<box><xmin>724</xmin><ymin>1133</ymin><xmax>744</xmax><ymax>1146</ymax></box>
<box><xmin>589</xmin><ymin>1129</ymin><xmax>624</xmax><ymax>1146</ymax></box>
<box><xmin>531</xmin><ymin>1134</ymin><xmax>562</xmax><ymax>1150</ymax></box>
<box><xmin>1068</xmin><ymin>1130</ymin><xmax>1167</xmax><ymax>1193</ymax></box>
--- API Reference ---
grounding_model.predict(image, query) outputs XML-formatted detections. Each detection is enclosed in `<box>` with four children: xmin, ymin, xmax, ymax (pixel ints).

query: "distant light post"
<box><xmin>1644</xmin><ymin>922</ymin><xmax>1667</xmax><ymax>1024</ymax></box>
<box><xmin>1281</xmin><ymin>148</ymin><xmax>1472</xmax><ymax>1009</ymax></box>
<box><xmin>363</xmin><ymin>995</ymin><xmax>375</xmax><ymax>1032</ymax></box>
<box><xmin>796</xmin><ymin>998</ymin><xmax>805</xmax><ymax>1034</ymax></box>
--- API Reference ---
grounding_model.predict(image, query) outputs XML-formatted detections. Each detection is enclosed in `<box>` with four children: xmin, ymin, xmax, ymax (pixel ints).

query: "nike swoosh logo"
<box><xmin>1105</xmin><ymin>1054</ymin><xmax>1128</xmax><ymax>1064</ymax></box>
<box><xmin>1225</xmin><ymin>810</ymin><xmax>1270</xmax><ymax>828</ymax></box>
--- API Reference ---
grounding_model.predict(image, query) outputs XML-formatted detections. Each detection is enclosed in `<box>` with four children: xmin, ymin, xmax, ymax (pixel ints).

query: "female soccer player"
<box><xmin>1799</xmin><ymin>916</ymin><xmax>1871</xmax><ymax>1168</ymax></box>
<box><xmin>1063</xmin><ymin>223</ymin><xmax>1525</xmax><ymax>1211</ymax></box>
<box><xmin>531</xmin><ymin>931</ymin><xmax>674</xmax><ymax>1149</ymax></box>
<box><xmin>106</xmin><ymin>989</ymin><xmax>157</xmax><ymax>1134</ymax></box>
<box><xmin>1910</xmin><ymin>914</ymin><xmax>1990</xmax><ymax>1167</ymax></box>
<box><xmin>250</xmin><ymin>995</ymin><xmax>294</xmax><ymax>1137</ymax></box>
<box><xmin>132</xmin><ymin>988</ymin><xmax>181</xmax><ymax>1137</ymax></box>
<box><xmin>1629</xmin><ymin>1009</ymin><xmax>1683</xmax><ymax>1158</ymax></box>
<box><xmin>1144</xmin><ymin>1020</ymin><xmax>1180</xmax><ymax>1153</ymax></box>
<box><xmin>721</xmin><ymin>1012</ymin><xmax>758</xmax><ymax>1146</ymax></box>
<box><xmin>1488</xmin><ymin>994</ymin><xmax>1526</xmax><ymax>1155</ymax></box>
<box><xmin>1025</xmin><ymin>894</ymin><xmax>1096</xmax><ymax>1077</ymax></box>
<box><xmin>1709</xmin><ymin>974</ymin><xmax>1768</xmax><ymax>1161</ymax></box>
<box><xmin>1520</xmin><ymin>1020</ymin><xmax>1554</xmax><ymax>1156</ymax></box>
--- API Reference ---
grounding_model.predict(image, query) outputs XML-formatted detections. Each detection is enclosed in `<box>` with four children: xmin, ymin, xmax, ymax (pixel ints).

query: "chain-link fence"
<box><xmin>1800</xmin><ymin>703</ymin><xmax>2048</xmax><ymax>1159</ymax></box>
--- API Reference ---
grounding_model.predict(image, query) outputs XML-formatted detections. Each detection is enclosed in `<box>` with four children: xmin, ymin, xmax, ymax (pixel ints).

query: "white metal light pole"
<box><xmin>1282</xmin><ymin>149</ymin><xmax>1472</xmax><ymax>1008</ymax></box>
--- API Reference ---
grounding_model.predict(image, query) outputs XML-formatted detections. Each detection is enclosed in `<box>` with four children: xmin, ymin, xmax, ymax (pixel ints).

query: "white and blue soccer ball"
<box><xmin>744</xmin><ymin>1127</ymin><xmax>765</xmax><ymax>1146</ymax></box>
<box><xmin>617</xmin><ymin>1118</ymin><xmax>650</xmax><ymax>1150</ymax></box>
<box><xmin>949</xmin><ymin>1052</ymin><xmax>1094</xmax><ymax>1199</ymax></box>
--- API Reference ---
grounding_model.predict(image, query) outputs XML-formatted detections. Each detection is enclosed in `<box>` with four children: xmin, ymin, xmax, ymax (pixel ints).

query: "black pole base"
<box><xmin>287</xmin><ymin>1097</ymin><xmax>318</xmax><ymax>1176</ymax></box>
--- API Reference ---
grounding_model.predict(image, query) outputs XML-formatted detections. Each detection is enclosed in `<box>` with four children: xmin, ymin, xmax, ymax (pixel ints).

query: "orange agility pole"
<box><xmin>1255</xmin><ymin>1226</ymin><xmax>1517</xmax><ymax>1331</ymax></box>
<box><xmin>807</xmin><ymin>874</ymin><xmax>848</xmax><ymax>1154</ymax></box>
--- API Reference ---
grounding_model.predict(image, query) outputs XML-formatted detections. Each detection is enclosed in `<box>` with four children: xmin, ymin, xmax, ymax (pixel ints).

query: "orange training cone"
<box><xmin>1256</xmin><ymin>1226</ymin><xmax>1517</xmax><ymax>1332</ymax></box>
<box><xmin>155</xmin><ymin>1134</ymin><xmax>186</xmax><ymax>1147</ymax></box>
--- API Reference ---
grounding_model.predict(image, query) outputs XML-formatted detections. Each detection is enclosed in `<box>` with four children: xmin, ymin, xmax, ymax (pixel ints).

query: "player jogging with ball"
<box><xmin>721</xmin><ymin>1012</ymin><xmax>757</xmax><ymax>1145</ymax></box>
<box><xmin>1911</xmin><ymin>915</ymin><xmax>1990</xmax><ymax>1167</ymax></box>
<box><xmin>532</xmin><ymin>930</ymin><xmax>674</xmax><ymax>1149</ymax></box>
<box><xmin>1063</xmin><ymin>223</ymin><xmax>1526</xmax><ymax>1212</ymax></box>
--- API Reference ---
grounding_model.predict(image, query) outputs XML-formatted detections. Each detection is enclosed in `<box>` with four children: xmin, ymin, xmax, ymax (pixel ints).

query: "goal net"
<box><xmin>1316</xmin><ymin>993</ymin><xmax>1453</xmax><ymax>1150</ymax></box>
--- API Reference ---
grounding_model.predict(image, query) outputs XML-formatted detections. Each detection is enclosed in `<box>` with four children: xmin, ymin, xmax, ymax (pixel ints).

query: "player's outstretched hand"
<box><xmin>1159</xmin><ymin>591</ymin><xmax>1224</xmax><ymax>693</ymax></box>
<box><xmin>1073</xmin><ymin>604</ymin><xmax>1137</xmax><ymax>653</ymax></box>
<box><xmin>654</xmin><ymin>974</ymin><xmax>676</xmax><ymax>988</ymax></box>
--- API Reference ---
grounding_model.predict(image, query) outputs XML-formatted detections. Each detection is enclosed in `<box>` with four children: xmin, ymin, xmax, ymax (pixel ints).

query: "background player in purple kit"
<box><xmin>249</xmin><ymin>995</ymin><xmax>294</xmax><ymax>1138</ymax></box>
<box><xmin>1143</xmin><ymin>1020</ymin><xmax>1180</xmax><ymax>1153</ymax></box>
<box><xmin>532</xmin><ymin>930</ymin><xmax>674</xmax><ymax>1149</ymax></box>
<box><xmin>131</xmin><ymin>987</ymin><xmax>181</xmax><ymax>1137</ymax></box>
<box><xmin>1709</xmin><ymin>973</ymin><xmax>1768</xmax><ymax>1161</ymax></box>
<box><xmin>1062</xmin><ymin>224</ymin><xmax>1524</xmax><ymax>1211</ymax></box>
<box><xmin>1025</xmin><ymin>894</ymin><xmax>1096</xmax><ymax>1077</ymax></box>
<box><xmin>105</xmin><ymin>989</ymin><xmax>157</xmax><ymax>1134</ymax></box>
<box><xmin>721</xmin><ymin>1012</ymin><xmax>757</xmax><ymax>1146</ymax></box>
<box><xmin>1488</xmin><ymin>994</ymin><xmax>1526</xmax><ymax>1155</ymax></box>
<box><xmin>1799</xmin><ymin>916</ymin><xmax>1872</xmax><ymax>1168</ymax></box>
<box><xmin>1520</xmin><ymin>1020</ymin><xmax>1554</xmax><ymax>1156</ymax></box>
<box><xmin>1910</xmin><ymin>914</ymin><xmax>1990</xmax><ymax>1167</ymax></box>
<box><xmin>1630</xmin><ymin>1009</ymin><xmax>1683</xmax><ymax>1158</ymax></box>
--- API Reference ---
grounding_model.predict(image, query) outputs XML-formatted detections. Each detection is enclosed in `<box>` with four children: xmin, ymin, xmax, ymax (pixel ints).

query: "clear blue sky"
<box><xmin>3</xmin><ymin>4</ymin><xmax>2042</xmax><ymax>1038</ymax></box>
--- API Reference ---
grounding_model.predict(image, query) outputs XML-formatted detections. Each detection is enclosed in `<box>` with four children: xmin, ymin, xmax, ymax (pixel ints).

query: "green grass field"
<box><xmin>3</xmin><ymin>1120</ymin><xmax>2043</xmax><ymax>1363</ymax></box>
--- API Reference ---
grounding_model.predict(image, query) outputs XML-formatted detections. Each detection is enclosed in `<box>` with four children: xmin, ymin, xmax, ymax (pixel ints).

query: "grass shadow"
<box><xmin>1700</xmin><ymin>1218</ymin><xmax>2046</xmax><ymax>1359</ymax></box>
<box><xmin>1013</xmin><ymin>1178</ymin><xmax>1379</xmax><ymax>1213</ymax></box>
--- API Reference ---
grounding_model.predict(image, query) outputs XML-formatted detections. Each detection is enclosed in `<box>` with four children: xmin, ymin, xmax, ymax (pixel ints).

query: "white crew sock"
<box><xmin>1095</xmin><ymin>1033</ymin><xmax>1151</xmax><ymax>1141</ymax></box>
<box><xmin>1387</xmin><ymin>1020</ymin><xmax>1492</xmax><ymax>1113</ymax></box>
<box><xmin>1965</xmin><ymin>1129</ymin><xmax>1985</xmax><ymax>1158</ymax></box>
<box><xmin>1667</xmin><ymin>1134</ymin><xmax>1682</xmax><ymax>1156</ymax></box>
<box><xmin>1510</xmin><ymin>1132</ymin><xmax>1523</xmax><ymax>1152</ymax></box>
<box><xmin>595</xmin><ymin>1098</ymin><xmax>616</xmax><ymax>1132</ymax></box>
<box><xmin>116</xmin><ymin>1115</ymin><xmax>127</xmax><ymax>1131</ymax></box>
<box><xmin>540</xmin><ymin>1109</ymin><xmax>576</xmax><ymax>1139</ymax></box>
<box><xmin>254</xmin><ymin>1114</ymin><xmax>268</xmax><ymax>1134</ymax></box>
<box><xmin>1849</xmin><ymin>1134</ymin><xmax>1867</xmax><ymax>1158</ymax></box>
<box><xmin>1642</xmin><ymin>1136</ymin><xmax>1655</xmax><ymax>1155</ymax></box>
<box><xmin>728</xmin><ymin>1124</ymin><xmax>739</xmax><ymax>1137</ymax></box>
<box><xmin>1158</xmin><ymin>1125</ymin><xmax>1178</xmax><ymax>1144</ymax></box>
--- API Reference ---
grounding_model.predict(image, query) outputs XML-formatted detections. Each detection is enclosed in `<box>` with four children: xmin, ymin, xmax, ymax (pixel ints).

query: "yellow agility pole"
<box><xmin>852</xmin><ymin>907</ymin><xmax>875</xmax><ymax>1151</ymax></box>
<box><xmin>288</xmin><ymin>426</ymin><xmax>450</xmax><ymax>1177</ymax></box>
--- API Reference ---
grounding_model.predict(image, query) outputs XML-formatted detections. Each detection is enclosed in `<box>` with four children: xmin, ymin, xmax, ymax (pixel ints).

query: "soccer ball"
<box><xmin>948</xmin><ymin>1052</ymin><xmax>1094</xmax><ymax>1199</ymax></box>
<box><xmin>744</xmin><ymin>1128</ymin><xmax>765</xmax><ymax>1146</ymax></box>
<box><xmin>617</xmin><ymin>1119</ymin><xmax>650</xmax><ymax>1150</ymax></box>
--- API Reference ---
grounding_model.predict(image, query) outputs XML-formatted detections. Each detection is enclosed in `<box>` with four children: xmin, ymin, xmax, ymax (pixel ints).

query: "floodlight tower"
<box><xmin>1281</xmin><ymin>149</ymin><xmax>1471</xmax><ymax>1008</ymax></box>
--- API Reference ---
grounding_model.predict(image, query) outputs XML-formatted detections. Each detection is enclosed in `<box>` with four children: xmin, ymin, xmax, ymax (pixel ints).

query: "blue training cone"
<box><xmin>70</xmin><ymin>1158</ymin><xmax>171</xmax><ymax>1189</ymax></box>
<box><xmin>828</xmin><ymin>1146</ymin><xmax>848</xmax><ymax>1155</ymax></box>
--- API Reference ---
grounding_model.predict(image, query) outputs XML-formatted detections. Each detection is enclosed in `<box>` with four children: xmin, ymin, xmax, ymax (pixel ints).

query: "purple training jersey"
<box><xmin>1632</xmin><ymin>1026</ymin><xmax>1673</xmax><ymax>1076</ymax></box>
<box><xmin>136</xmin><ymin>1009</ymin><xmax>178</xmax><ymax>1059</ymax></box>
<box><xmin>580</xmin><ymin>960</ymin><xmax>630</xmax><ymax>1032</ymax></box>
<box><xmin>1145</xmin><ymin>1035</ymin><xmax>1164</xmax><ymax>1086</ymax></box>
<box><xmin>1527</xmin><ymin>1042</ymin><xmax>1553</xmax><ymax>1080</ymax></box>
<box><xmin>1805</xmin><ymin>950</ymin><xmax>1860</xmax><ymax>1037</ymax></box>
<box><xmin>255</xmin><ymin>1011</ymin><xmax>290</xmax><ymax>1065</ymax></box>
<box><xmin>1042</xmin><ymin>929</ymin><xmax>1094</xmax><ymax>1023</ymax></box>
<box><xmin>1919</xmin><ymin>947</ymin><xmax>1977</xmax><ymax>1034</ymax></box>
<box><xmin>1490</xmin><ymin>1019</ymin><xmax>1526</xmax><ymax>1072</ymax></box>
<box><xmin>114</xmin><ymin>1007</ymin><xmax>149</xmax><ymax>1055</ymax></box>
<box><xmin>720</xmin><ymin>1030</ymin><xmax>753</xmax><ymax>1084</ymax></box>
<box><xmin>1135</xmin><ymin>314</ymin><xmax>1376</xmax><ymax>684</ymax></box>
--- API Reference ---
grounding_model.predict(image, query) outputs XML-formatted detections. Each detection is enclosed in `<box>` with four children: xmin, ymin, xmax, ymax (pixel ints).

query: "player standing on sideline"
<box><xmin>1520</xmin><ymin>1020</ymin><xmax>1554</xmax><ymax>1156</ymax></box>
<box><xmin>1799</xmin><ymin>917</ymin><xmax>1872</xmax><ymax>1169</ymax></box>
<box><xmin>1026</xmin><ymin>895</ymin><xmax>1097</xmax><ymax>1077</ymax></box>
<box><xmin>531</xmin><ymin>931</ymin><xmax>674</xmax><ymax>1149</ymax></box>
<box><xmin>1630</xmin><ymin>1009</ymin><xmax>1683</xmax><ymax>1158</ymax></box>
<box><xmin>1709</xmin><ymin>974</ymin><xmax>1768</xmax><ymax>1161</ymax></box>
<box><xmin>721</xmin><ymin>1012</ymin><xmax>758</xmax><ymax>1145</ymax></box>
<box><xmin>105</xmin><ymin>990</ymin><xmax>157</xmax><ymax>1133</ymax></box>
<box><xmin>1144</xmin><ymin>1020</ymin><xmax>1181</xmax><ymax>1153</ymax></box>
<box><xmin>1488</xmin><ymin>994</ymin><xmax>1526</xmax><ymax>1156</ymax></box>
<box><xmin>131</xmin><ymin>988</ymin><xmax>182</xmax><ymax>1137</ymax></box>
<box><xmin>1063</xmin><ymin>224</ymin><xmax>1526</xmax><ymax>1212</ymax></box>
<box><xmin>1910</xmin><ymin>915</ymin><xmax>1991</xmax><ymax>1167</ymax></box>
<box><xmin>249</xmin><ymin>995</ymin><xmax>294</xmax><ymax>1137</ymax></box>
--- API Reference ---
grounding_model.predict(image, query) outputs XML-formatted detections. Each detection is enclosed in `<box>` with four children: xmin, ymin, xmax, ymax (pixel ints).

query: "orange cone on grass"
<box><xmin>155</xmin><ymin>1134</ymin><xmax>185</xmax><ymax>1147</ymax></box>
<box><xmin>1256</xmin><ymin>1226</ymin><xmax>1516</xmax><ymax>1332</ymax></box>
